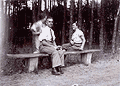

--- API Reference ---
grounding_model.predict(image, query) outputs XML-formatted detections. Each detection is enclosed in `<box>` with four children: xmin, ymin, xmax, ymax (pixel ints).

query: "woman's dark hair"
<box><xmin>39</xmin><ymin>13</ymin><xmax>47</xmax><ymax>20</ymax></box>
<box><xmin>46</xmin><ymin>16</ymin><xmax>53</xmax><ymax>20</ymax></box>
<box><xmin>73</xmin><ymin>21</ymin><xmax>78</xmax><ymax>26</ymax></box>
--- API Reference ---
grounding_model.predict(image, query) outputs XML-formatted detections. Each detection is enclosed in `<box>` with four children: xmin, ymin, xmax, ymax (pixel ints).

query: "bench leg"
<box><xmin>81</xmin><ymin>53</ymin><xmax>93</xmax><ymax>66</ymax></box>
<box><xmin>28</xmin><ymin>58</ymin><xmax>38</xmax><ymax>72</ymax></box>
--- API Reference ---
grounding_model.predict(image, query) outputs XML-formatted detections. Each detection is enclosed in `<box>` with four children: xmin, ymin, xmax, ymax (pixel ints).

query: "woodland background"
<box><xmin>0</xmin><ymin>0</ymin><xmax>120</xmax><ymax>74</ymax></box>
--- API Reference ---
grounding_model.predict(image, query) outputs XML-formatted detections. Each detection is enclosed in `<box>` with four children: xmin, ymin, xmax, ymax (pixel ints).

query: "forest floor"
<box><xmin>0</xmin><ymin>43</ymin><xmax>120</xmax><ymax>86</ymax></box>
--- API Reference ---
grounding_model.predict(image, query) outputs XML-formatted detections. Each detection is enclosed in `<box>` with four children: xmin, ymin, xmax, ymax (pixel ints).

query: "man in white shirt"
<box><xmin>31</xmin><ymin>14</ymin><xmax>47</xmax><ymax>53</ymax></box>
<box><xmin>39</xmin><ymin>16</ymin><xmax>64</xmax><ymax>75</ymax></box>
<box><xmin>62</xmin><ymin>22</ymin><xmax>86</xmax><ymax>51</ymax></box>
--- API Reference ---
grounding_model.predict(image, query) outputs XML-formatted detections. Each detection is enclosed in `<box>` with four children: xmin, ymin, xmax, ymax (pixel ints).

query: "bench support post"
<box><xmin>81</xmin><ymin>53</ymin><xmax>93</xmax><ymax>65</ymax></box>
<box><xmin>28</xmin><ymin>58</ymin><xmax>38</xmax><ymax>72</ymax></box>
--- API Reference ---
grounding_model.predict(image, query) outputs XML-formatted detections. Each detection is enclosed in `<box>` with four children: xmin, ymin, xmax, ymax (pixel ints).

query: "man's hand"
<box><xmin>70</xmin><ymin>40</ymin><xmax>74</xmax><ymax>45</ymax></box>
<box><xmin>79</xmin><ymin>47</ymin><xmax>83</xmax><ymax>50</ymax></box>
<box><xmin>54</xmin><ymin>46</ymin><xmax>62</xmax><ymax>50</ymax></box>
<box><xmin>54</xmin><ymin>46</ymin><xmax>58</xmax><ymax>49</ymax></box>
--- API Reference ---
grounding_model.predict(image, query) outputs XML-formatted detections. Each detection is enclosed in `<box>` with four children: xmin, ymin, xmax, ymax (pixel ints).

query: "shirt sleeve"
<box><xmin>31</xmin><ymin>23</ymin><xmax>36</xmax><ymax>32</ymax></box>
<box><xmin>31</xmin><ymin>21</ymin><xmax>42</xmax><ymax>32</ymax></box>
<box><xmin>78</xmin><ymin>30</ymin><xmax>84</xmax><ymax>36</ymax></box>
<box><xmin>51</xmin><ymin>29</ymin><xmax>56</xmax><ymax>41</ymax></box>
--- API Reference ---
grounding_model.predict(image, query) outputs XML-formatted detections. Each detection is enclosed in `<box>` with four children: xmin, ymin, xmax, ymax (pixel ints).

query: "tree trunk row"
<box><xmin>112</xmin><ymin>3</ymin><xmax>120</xmax><ymax>53</ymax></box>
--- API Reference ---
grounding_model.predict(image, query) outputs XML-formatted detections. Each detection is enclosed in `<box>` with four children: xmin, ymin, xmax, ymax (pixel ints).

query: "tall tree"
<box><xmin>37</xmin><ymin>0</ymin><xmax>41</xmax><ymax>20</ymax></box>
<box><xmin>116</xmin><ymin>15</ymin><xmax>120</xmax><ymax>51</ymax></box>
<box><xmin>96</xmin><ymin>0</ymin><xmax>100</xmax><ymax>45</ymax></box>
<box><xmin>50</xmin><ymin>0</ymin><xmax>52</xmax><ymax>11</ymax></box>
<box><xmin>62</xmin><ymin>0</ymin><xmax>67</xmax><ymax>44</ymax></box>
<box><xmin>53</xmin><ymin>0</ymin><xmax>55</xmax><ymax>5</ymax></box>
<box><xmin>89</xmin><ymin>0</ymin><xmax>94</xmax><ymax>49</ymax></box>
<box><xmin>0</xmin><ymin>0</ymin><xmax>8</xmax><ymax>74</ymax></box>
<box><xmin>69</xmin><ymin>0</ymin><xmax>74</xmax><ymax>41</ymax></box>
<box><xmin>32</xmin><ymin>2</ymin><xmax>36</xmax><ymax>23</ymax></box>
<box><xmin>47</xmin><ymin>0</ymin><xmax>50</xmax><ymax>9</ymax></box>
<box><xmin>112</xmin><ymin>3</ymin><xmax>120</xmax><ymax>53</ymax></box>
<box><xmin>99</xmin><ymin>0</ymin><xmax>105</xmax><ymax>52</ymax></box>
<box><xmin>25</xmin><ymin>1</ymin><xmax>27</xmax><ymax>29</ymax></box>
<box><xmin>44</xmin><ymin>0</ymin><xmax>47</xmax><ymax>11</ymax></box>
<box><xmin>78</xmin><ymin>0</ymin><xmax>82</xmax><ymax>29</ymax></box>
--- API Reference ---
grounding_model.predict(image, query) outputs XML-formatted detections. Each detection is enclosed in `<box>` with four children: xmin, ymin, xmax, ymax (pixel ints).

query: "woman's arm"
<box><xmin>80</xmin><ymin>35</ymin><xmax>86</xmax><ymax>50</ymax></box>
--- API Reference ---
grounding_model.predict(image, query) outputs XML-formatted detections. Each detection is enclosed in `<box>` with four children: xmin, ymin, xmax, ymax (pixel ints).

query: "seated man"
<box><xmin>62</xmin><ymin>22</ymin><xmax>86</xmax><ymax>51</ymax></box>
<box><xmin>39</xmin><ymin>16</ymin><xmax>65</xmax><ymax>75</ymax></box>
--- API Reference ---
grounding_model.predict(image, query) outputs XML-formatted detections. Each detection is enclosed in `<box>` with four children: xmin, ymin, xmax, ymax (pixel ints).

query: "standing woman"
<box><xmin>31</xmin><ymin>13</ymin><xmax>47</xmax><ymax>53</ymax></box>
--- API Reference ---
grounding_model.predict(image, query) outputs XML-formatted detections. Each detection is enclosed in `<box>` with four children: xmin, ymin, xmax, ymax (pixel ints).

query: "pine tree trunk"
<box><xmin>0</xmin><ymin>1</ymin><xmax>8</xmax><ymax>74</ymax></box>
<box><xmin>53</xmin><ymin>0</ymin><xmax>55</xmax><ymax>5</ymax></box>
<box><xmin>32</xmin><ymin>2</ymin><xmax>36</xmax><ymax>23</ymax></box>
<box><xmin>5</xmin><ymin>1</ymin><xmax>7</xmax><ymax>14</ymax></box>
<box><xmin>86</xmin><ymin>0</ymin><xmax>90</xmax><ymax>44</ymax></box>
<box><xmin>62</xmin><ymin>0</ymin><xmax>67</xmax><ymax>44</ymax></box>
<box><xmin>99</xmin><ymin>0</ymin><xmax>105</xmax><ymax>52</ymax></box>
<box><xmin>96</xmin><ymin>0</ymin><xmax>100</xmax><ymax>46</ymax></box>
<box><xmin>44</xmin><ymin>0</ymin><xmax>47</xmax><ymax>11</ymax></box>
<box><xmin>116</xmin><ymin>16</ymin><xmax>120</xmax><ymax>51</ymax></box>
<box><xmin>37</xmin><ymin>0</ymin><xmax>41</xmax><ymax>20</ymax></box>
<box><xmin>112</xmin><ymin>5</ymin><xmax>120</xmax><ymax>53</ymax></box>
<box><xmin>78</xmin><ymin>0</ymin><xmax>82</xmax><ymax>29</ymax></box>
<box><xmin>16</xmin><ymin>1</ymin><xmax>19</xmax><ymax>28</ymax></box>
<box><xmin>89</xmin><ymin>0</ymin><xmax>94</xmax><ymax>49</ymax></box>
<box><xmin>47</xmin><ymin>0</ymin><xmax>49</xmax><ymax>9</ymax></box>
<box><xmin>69</xmin><ymin>0</ymin><xmax>74</xmax><ymax>41</ymax></box>
<box><xmin>25</xmin><ymin>1</ymin><xmax>27</xmax><ymax>29</ymax></box>
<box><xmin>8</xmin><ymin>0</ymin><xmax>10</xmax><ymax>42</ymax></box>
<box><xmin>50</xmin><ymin>0</ymin><xmax>51</xmax><ymax>11</ymax></box>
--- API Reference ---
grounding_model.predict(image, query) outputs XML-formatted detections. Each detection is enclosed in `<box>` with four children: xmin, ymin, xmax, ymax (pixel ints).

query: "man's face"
<box><xmin>46</xmin><ymin>18</ymin><xmax>53</xmax><ymax>28</ymax></box>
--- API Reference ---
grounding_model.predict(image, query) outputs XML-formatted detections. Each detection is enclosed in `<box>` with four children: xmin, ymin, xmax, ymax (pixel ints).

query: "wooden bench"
<box><xmin>6</xmin><ymin>49</ymin><xmax>100</xmax><ymax>72</ymax></box>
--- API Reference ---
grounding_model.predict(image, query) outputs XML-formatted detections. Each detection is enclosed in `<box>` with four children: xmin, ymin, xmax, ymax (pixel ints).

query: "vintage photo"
<box><xmin>0</xmin><ymin>0</ymin><xmax>120</xmax><ymax>86</ymax></box>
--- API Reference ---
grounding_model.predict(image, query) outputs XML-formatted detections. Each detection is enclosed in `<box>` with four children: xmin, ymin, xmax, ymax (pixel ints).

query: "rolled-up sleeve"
<box><xmin>31</xmin><ymin>23</ymin><xmax>36</xmax><ymax>32</ymax></box>
<box><xmin>51</xmin><ymin>29</ymin><xmax>56</xmax><ymax>41</ymax></box>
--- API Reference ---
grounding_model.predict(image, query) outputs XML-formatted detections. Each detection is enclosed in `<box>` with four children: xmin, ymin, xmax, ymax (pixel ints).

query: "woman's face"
<box><xmin>72</xmin><ymin>23</ymin><xmax>77</xmax><ymax>30</ymax></box>
<box><xmin>42</xmin><ymin>16</ymin><xmax>47</xmax><ymax>24</ymax></box>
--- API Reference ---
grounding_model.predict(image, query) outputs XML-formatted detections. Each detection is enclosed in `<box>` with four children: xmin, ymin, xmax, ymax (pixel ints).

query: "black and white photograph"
<box><xmin>0</xmin><ymin>0</ymin><xmax>120</xmax><ymax>86</ymax></box>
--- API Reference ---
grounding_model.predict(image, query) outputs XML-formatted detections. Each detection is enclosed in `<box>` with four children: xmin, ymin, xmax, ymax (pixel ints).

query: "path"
<box><xmin>0</xmin><ymin>57</ymin><xmax>120</xmax><ymax>86</ymax></box>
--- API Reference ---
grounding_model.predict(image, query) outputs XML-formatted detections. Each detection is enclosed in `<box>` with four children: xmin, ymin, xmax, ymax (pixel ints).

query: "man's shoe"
<box><xmin>33</xmin><ymin>68</ymin><xmax>38</xmax><ymax>74</ymax></box>
<box><xmin>52</xmin><ymin>68</ymin><xmax>61</xmax><ymax>75</ymax></box>
<box><xmin>58</xmin><ymin>67</ymin><xmax>64</xmax><ymax>74</ymax></box>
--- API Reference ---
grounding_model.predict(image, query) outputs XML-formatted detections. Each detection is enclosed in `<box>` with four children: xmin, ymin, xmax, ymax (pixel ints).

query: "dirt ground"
<box><xmin>0</xmin><ymin>50</ymin><xmax>120</xmax><ymax>86</ymax></box>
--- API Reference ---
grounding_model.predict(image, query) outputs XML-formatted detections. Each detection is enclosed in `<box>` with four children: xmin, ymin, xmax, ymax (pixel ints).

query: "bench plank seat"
<box><xmin>7</xmin><ymin>49</ymin><xmax>100</xmax><ymax>58</ymax></box>
<box><xmin>7</xmin><ymin>53</ymin><xmax>49</xmax><ymax>58</ymax></box>
<box><xmin>6</xmin><ymin>49</ymin><xmax>100</xmax><ymax>72</ymax></box>
<box><xmin>64</xmin><ymin>49</ymin><xmax>100</xmax><ymax>55</ymax></box>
